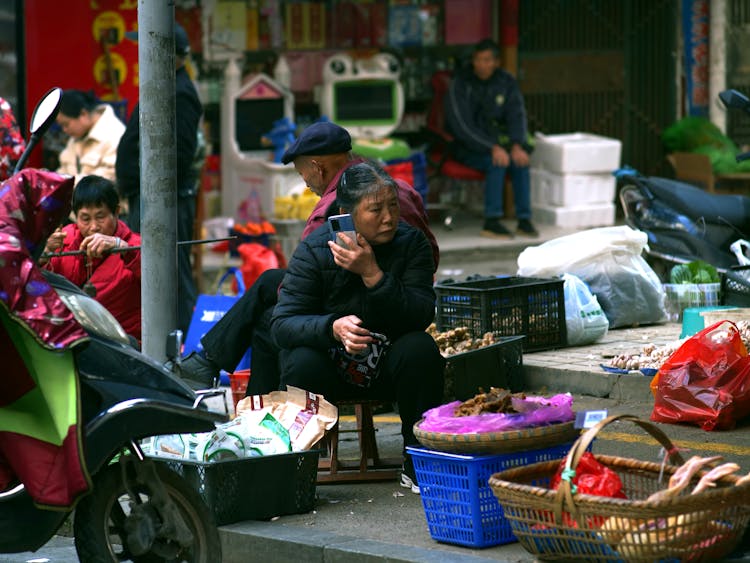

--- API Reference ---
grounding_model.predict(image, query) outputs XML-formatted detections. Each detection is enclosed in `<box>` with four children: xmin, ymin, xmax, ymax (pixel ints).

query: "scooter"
<box><xmin>618</xmin><ymin>170</ymin><xmax>750</xmax><ymax>273</ymax></box>
<box><xmin>618</xmin><ymin>89</ymin><xmax>750</xmax><ymax>280</ymax></box>
<box><xmin>0</xmin><ymin>88</ymin><xmax>228</xmax><ymax>561</ymax></box>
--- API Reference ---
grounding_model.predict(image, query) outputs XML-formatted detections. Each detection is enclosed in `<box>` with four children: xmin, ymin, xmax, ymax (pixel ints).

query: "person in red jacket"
<box><xmin>0</xmin><ymin>97</ymin><xmax>26</xmax><ymax>181</ymax></box>
<box><xmin>41</xmin><ymin>175</ymin><xmax>142</xmax><ymax>342</ymax></box>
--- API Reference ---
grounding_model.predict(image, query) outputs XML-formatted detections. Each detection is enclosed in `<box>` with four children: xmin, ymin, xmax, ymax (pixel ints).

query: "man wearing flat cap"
<box><xmin>172</xmin><ymin>121</ymin><xmax>439</xmax><ymax>394</ymax></box>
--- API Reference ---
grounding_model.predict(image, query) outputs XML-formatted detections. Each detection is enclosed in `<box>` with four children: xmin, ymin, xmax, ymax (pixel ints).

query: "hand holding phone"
<box><xmin>328</xmin><ymin>213</ymin><xmax>358</xmax><ymax>249</ymax></box>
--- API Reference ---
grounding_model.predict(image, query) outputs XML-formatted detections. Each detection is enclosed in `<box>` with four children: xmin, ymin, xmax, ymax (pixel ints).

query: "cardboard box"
<box><xmin>531</xmin><ymin>132</ymin><xmax>622</xmax><ymax>174</ymax></box>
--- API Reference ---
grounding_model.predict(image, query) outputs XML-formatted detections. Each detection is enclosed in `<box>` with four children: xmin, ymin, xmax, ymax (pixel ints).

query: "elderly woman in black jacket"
<box><xmin>271</xmin><ymin>161</ymin><xmax>445</xmax><ymax>493</ymax></box>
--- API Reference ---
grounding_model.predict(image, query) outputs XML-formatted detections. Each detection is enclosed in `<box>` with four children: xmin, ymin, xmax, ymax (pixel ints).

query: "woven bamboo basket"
<box><xmin>413</xmin><ymin>419</ymin><xmax>580</xmax><ymax>455</ymax></box>
<box><xmin>488</xmin><ymin>414</ymin><xmax>750</xmax><ymax>562</ymax></box>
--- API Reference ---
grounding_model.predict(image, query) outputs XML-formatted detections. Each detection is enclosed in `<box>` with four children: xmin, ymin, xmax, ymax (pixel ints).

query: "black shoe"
<box><xmin>481</xmin><ymin>219</ymin><xmax>514</xmax><ymax>239</ymax></box>
<box><xmin>169</xmin><ymin>352</ymin><xmax>219</xmax><ymax>390</ymax></box>
<box><xmin>400</xmin><ymin>453</ymin><xmax>420</xmax><ymax>494</ymax></box>
<box><xmin>517</xmin><ymin>218</ymin><xmax>539</xmax><ymax>237</ymax></box>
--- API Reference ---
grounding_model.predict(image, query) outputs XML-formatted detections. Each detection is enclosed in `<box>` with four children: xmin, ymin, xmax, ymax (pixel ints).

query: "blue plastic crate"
<box><xmin>407</xmin><ymin>443</ymin><xmax>573</xmax><ymax>548</ymax></box>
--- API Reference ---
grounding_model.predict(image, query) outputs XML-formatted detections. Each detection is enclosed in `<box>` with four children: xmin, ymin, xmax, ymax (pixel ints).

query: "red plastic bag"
<box><xmin>551</xmin><ymin>451</ymin><xmax>627</xmax><ymax>499</ymax></box>
<box><xmin>651</xmin><ymin>320</ymin><xmax>750</xmax><ymax>431</ymax></box>
<box><xmin>237</xmin><ymin>242</ymin><xmax>280</xmax><ymax>290</ymax></box>
<box><xmin>547</xmin><ymin>451</ymin><xmax>626</xmax><ymax>528</ymax></box>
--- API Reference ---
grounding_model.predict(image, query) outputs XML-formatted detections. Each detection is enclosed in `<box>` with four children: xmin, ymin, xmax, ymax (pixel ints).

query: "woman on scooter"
<box><xmin>40</xmin><ymin>175</ymin><xmax>142</xmax><ymax>342</ymax></box>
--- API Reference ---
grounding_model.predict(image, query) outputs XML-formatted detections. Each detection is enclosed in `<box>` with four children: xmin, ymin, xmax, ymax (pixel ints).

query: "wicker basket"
<box><xmin>489</xmin><ymin>414</ymin><xmax>750</xmax><ymax>562</ymax></box>
<box><xmin>413</xmin><ymin>420</ymin><xmax>580</xmax><ymax>455</ymax></box>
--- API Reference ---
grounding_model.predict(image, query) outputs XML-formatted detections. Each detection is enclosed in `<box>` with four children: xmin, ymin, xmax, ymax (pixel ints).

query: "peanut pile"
<box><xmin>426</xmin><ymin>323</ymin><xmax>496</xmax><ymax>357</ymax></box>
<box><xmin>604</xmin><ymin>320</ymin><xmax>750</xmax><ymax>371</ymax></box>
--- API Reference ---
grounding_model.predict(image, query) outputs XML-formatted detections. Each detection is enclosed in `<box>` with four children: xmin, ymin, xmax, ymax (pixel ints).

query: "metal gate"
<box><xmin>726</xmin><ymin>0</ymin><xmax>750</xmax><ymax>147</ymax></box>
<box><xmin>518</xmin><ymin>0</ymin><xmax>677</xmax><ymax>175</ymax></box>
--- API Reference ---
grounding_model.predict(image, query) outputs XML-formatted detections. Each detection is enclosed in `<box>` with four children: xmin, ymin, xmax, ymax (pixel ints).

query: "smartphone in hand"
<box><xmin>328</xmin><ymin>213</ymin><xmax>358</xmax><ymax>249</ymax></box>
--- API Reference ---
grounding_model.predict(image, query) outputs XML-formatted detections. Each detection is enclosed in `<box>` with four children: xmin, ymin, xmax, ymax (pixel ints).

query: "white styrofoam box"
<box><xmin>531</xmin><ymin>132</ymin><xmax>622</xmax><ymax>174</ymax></box>
<box><xmin>531</xmin><ymin>167</ymin><xmax>616</xmax><ymax>207</ymax></box>
<box><xmin>532</xmin><ymin>202</ymin><xmax>616</xmax><ymax>229</ymax></box>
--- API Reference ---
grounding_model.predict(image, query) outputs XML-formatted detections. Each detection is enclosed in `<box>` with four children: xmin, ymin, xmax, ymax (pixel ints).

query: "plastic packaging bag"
<box><xmin>730</xmin><ymin>239</ymin><xmax>750</xmax><ymax>266</ymax></box>
<box><xmin>563</xmin><ymin>274</ymin><xmax>609</xmax><ymax>346</ymax></box>
<box><xmin>418</xmin><ymin>393</ymin><xmax>574</xmax><ymax>434</ymax></box>
<box><xmin>551</xmin><ymin>451</ymin><xmax>627</xmax><ymax>499</ymax></box>
<box><xmin>547</xmin><ymin>451</ymin><xmax>627</xmax><ymax>529</ymax></box>
<box><xmin>237</xmin><ymin>242</ymin><xmax>280</xmax><ymax>289</ymax></box>
<box><xmin>517</xmin><ymin>226</ymin><xmax>666</xmax><ymax>328</ymax></box>
<box><xmin>650</xmin><ymin>320</ymin><xmax>750</xmax><ymax>430</ymax></box>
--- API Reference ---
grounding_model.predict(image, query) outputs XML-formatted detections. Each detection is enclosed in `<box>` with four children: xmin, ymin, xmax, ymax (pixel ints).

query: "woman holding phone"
<box><xmin>271</xmin><ymin>161</ymin><xmax>445</xmax><ymax>493</ymax></box>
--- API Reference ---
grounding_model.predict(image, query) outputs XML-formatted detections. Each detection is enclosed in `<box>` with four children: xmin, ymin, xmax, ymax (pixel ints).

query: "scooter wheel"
<box><xmin>73</xmin><ymin>459</ymin><xmax>220</xmax><ymax>562</ymax></box>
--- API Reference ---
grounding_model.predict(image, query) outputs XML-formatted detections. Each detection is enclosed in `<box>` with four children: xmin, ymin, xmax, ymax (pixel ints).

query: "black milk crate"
<box><xmin>435</xmin><ymin>276</ymin><xmax>566</xmax><ymax>352</ymax></box>
<box><xmin>722</xmin><ymin>266</ymin><xmax>750</xmax><ymax>307</ymax></box>
<box><xmin>159</xmin><ymin>450</ymin><xmax>320</xmax><ymax>526</ymax></box>
<box><xmin>445</xmin><ymin>336</ymin><xmax>524</xmax><ymax>400</ymax></box>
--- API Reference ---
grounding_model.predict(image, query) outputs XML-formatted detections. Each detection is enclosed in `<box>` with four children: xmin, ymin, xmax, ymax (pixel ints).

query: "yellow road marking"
<box><xmin>339</xmin><ymin>419</ymin><xmax>750</xmax><ymax>457</ymax></box>
<box><xmin>340</xmin><ymin>415</ymin><xmax>401</xmax><ymax>424</ymax></box>
<box><xmin>599</xmin><ymin>430</ymin><xmax>750</xmax><ymax>457</ymax></box>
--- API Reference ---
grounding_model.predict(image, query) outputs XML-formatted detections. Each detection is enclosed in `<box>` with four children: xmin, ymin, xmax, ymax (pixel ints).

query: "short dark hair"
<box><xmin>336</xmin><ymin>161</ymin><xmax>399</xmax><ymax>213</ymax></box>
<box><xmin>73</xmin><ymin>175</ymin><xmax>119</xmax><ymax>214</ymax></box>
<box><xmin>60</xmin><ymin>90</ymin><xmax>98</xmax><ymax>119</ymax></box>
<box><xmin>474</xmin><ymin>38</ymin><xmax>500</xmax><ymax>58</ymax></box>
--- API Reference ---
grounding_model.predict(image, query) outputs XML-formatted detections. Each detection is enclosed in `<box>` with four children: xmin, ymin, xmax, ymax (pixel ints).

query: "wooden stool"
<box><xmin>317</xmin><ymin>400</ymin><xmax>402</xmax><ymax>484</ymax></box>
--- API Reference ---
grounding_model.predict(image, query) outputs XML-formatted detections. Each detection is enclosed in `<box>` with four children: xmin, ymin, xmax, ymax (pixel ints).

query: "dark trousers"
<box><xmin>127</xmin><ymin>193</ymin><xmax>198</xmax><ymax>333</ymax></box>
<box><xmin>278</xmin><ymin>331</ymin><xmax>445</xmax><ymax>447</ymax></box>
<box><xmin>200</xmin><ymin>268</ymin><xmax>286</xmax><ymax>395</ymax></box>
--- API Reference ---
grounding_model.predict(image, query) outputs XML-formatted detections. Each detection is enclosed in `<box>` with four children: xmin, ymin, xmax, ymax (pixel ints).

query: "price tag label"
<box><xmin>575</xmin><ymin>410</ymin><xmax>608</xmax><ymax>429</ymax></box>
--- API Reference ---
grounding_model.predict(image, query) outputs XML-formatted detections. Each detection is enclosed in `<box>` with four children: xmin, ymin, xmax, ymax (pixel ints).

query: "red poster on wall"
<box><xmin>24</xmin><ymin>0</ymin><xmax>140</xmax><ymax>127</ymax></box>
<box><xmin>88</xmin><ymin>1</ymin><xmax>139</xmax><ymax>121</ymax></box>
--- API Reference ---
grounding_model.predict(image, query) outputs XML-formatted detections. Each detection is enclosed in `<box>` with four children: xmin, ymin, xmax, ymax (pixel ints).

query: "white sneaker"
<box><xmin>400</xmin><ymin>470</ymin><xmax>420</xmax><ymax>494</ymax></box>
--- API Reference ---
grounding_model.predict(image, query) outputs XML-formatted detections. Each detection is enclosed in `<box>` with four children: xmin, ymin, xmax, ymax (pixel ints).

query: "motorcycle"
<box><xmin>0</xmin><ymin>88</ymin><xmax>228</xmax><ymax>561</ymax></box>
<box><xmin>618</xmin><ymin>89</ymin><xmax>750</xmax><ymax>277</ymax></box>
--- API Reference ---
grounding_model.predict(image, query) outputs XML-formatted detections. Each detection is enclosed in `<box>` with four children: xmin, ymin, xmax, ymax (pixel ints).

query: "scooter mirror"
<box><xmin>719</xmin><ymin>89</ymin><xmax>750</xmax><ymax>111</ymax></box>
<box><xmin>29</xmin><ymin>87</ymin><xmax>62</xmax><ymax>137</ymax></box>
<box><xmin>12</xmin><ymin>87</ymin><xmax>63</xmax><ymax>175</ymax></box>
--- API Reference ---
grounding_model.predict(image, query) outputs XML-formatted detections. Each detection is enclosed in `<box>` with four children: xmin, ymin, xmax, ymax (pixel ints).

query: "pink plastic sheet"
<box><xmin>419</xmin><ymin>393</ymin><xmax>575</xmax><ymax>434</ymax></box>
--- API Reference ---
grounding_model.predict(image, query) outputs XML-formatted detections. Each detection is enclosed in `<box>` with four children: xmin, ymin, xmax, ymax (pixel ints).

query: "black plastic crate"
<box><xmin>722</xmin><ymin>266</ymin><xmax>750</xmax><ymax>307</ymax></box>
<box><xmin>160</xmin><ymin>450</ymin><xmax>320</xmax><ymax>525</ymax></box>
<box><xmin>445</xmin><ymin>336</ymin><xmax>524</xmax><ymax>400</ymax></box>
<box><xmin>435</xmin><ymin>276</ymin><xmax>566</xmax><ymax>352</ymax></box>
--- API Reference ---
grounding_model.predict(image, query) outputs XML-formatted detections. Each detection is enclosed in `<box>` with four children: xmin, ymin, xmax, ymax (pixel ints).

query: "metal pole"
<box><xmin>708</xmin><ymin>0</ymin><xmax>727</xmax><ymax>133</ymax></box>
<box><xmin>138</xmin><ymin>1</ymin><xmax>177</xmax><ymax>360</ymax></box>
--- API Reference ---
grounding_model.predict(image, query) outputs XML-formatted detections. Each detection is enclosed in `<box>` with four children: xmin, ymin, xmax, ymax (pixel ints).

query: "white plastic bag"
<box><xmin>517</xmin><ymin>226</ymin><xmax>666</xmax><ymax>328</ymax></box>
<box><xmin>563</xmin><ymin>274</ymin><xmax>609</xmax><ymax>346</ymax></box>
<box><xmin>730</xmin><ymin>239</ymin><xmax>750</xmax><ymax>266</ymax></box>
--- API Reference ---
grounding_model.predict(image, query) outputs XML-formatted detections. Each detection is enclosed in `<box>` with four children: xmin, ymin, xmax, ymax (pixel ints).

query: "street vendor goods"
<box><xmin>489</xmin><ymin>414</ymin><xmax>750</xmax><ymax>562</ymax></box>
<box><xmin>419</xmin><ymin>389</ymin><xmax>574</xmax><ymax>433</ymax></box>
<box><xmin>426</xmin><ymin>323</ymin><xmax>497</xmax><ymax>356</ymax></box>
<box><xmin>414</xmin><ymin>390</ymin><xmax>578</xmax><ymax>454</ymax></box>
<box><xmin>147</xmin><ymin>386</ymin><xmax>338</xmax><ymax>461</ymax></box>
<box><xmin>651</xmin><ymin>320</ymin><xmax>750</xmax><ymax>430</ymax></box>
